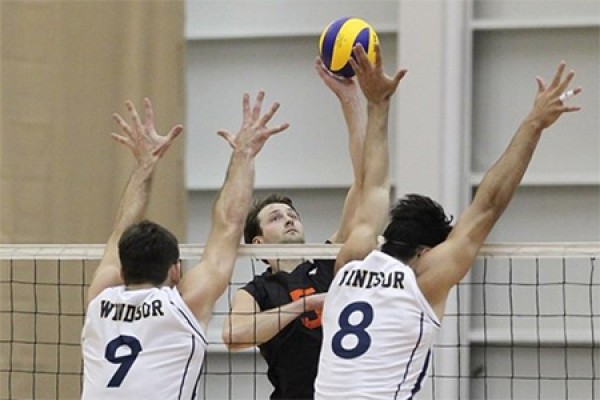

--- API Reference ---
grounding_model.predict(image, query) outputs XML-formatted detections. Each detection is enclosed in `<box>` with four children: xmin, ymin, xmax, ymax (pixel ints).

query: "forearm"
<box><xmin>225</xmin><ymin>299</ymin><xmax>312</xmax><ymax>348</ymax></box>
<box><xmin>109</xmin><ymin>164</ymin><xmax>155</xmax><ymax>241</ymax></box>
<box><xmin>89</xmin><ymin>164</ymin><xmax>156</xmax><ymax>304</ymax></box>
<box><xmin>478</xmin><ymin>118</ymin><xmax>543</xmax><ymax>212</ymax></box>
<box><xmin>340</xmin><ymin>93</ymin><xmax>366</xmax><ymax>179</ymax></box>
<box><xmin>333</xmin><ymin>100</ymin><xmax>391</xmax><ymax>265</ymax></box>
<box><xmin>212</xmin><ymin>150</ymin><xmax>255</xmax><ymax>232</ymax></box>
<box><xmin>200</xmin><ymin>150</ymin><xmax>255</xmax><ymax>294</ymax></box>
<box><xmin>363</xmin><ymin>100</ymin><xmax>391</xmax><ymax>189</ymax></box>
<box><xmin>332</xmin><ymin>96</ymin><xmax>366</xmax><ymax>243</ymax></box>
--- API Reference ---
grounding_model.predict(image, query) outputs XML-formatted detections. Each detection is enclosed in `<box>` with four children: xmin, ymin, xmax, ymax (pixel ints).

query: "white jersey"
<box><xmin>315</xmin><ymin>250</ymin><xmax>440</xmax><ymax>400</ymax></box>
<box><xmin>81</xmin><ymin>286</ymin><xmax>207</xmax><ymax>400</ymax></box>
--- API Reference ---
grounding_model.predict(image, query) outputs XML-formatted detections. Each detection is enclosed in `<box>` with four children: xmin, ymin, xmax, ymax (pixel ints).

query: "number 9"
<box><xmin>104</xmin><ymin>335</ymin><xmax>143</xmax><ymax>387</ymax></box>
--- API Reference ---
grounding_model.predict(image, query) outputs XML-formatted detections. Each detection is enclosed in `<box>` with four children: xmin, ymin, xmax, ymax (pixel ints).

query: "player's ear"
<box><xmin>176</xmin><ymin>260</ymin><xmax>182</xmax><ymax>278</ymax></box>
<box><xmin>376</xmin><ymin>235</ymin><xmax>385</xmax><ymax>250</ymax></box>
<box><xmin>169</xmin><ymin>261</ymin><xmax>182</xmax><ymax>284</ymax></box>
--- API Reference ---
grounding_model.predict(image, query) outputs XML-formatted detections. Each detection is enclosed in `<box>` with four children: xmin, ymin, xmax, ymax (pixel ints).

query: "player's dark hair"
<box><xmin>381</xmin><ymin>194</ymin><xmax>453</xmax><ymax>263</ymax></box>
<box><xmin>118</xmin><ymin>220</ymin><xmax>180</xmax><ymax>285</ymax></box>
<box><xmin>244</xmin><ymin>193</ymin><xmax>298</xmax><ymax>244</ymax></box>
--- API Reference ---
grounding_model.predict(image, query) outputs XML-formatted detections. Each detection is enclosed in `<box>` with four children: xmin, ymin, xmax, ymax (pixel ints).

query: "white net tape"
<box><xmin>1</xmin><ymin>242</ymin><xmax>599</xmax><ymax>260</ymax></box>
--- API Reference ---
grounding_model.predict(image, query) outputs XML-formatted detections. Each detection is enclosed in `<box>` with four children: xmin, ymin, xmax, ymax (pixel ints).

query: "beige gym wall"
<box><xmin>0</xmin><ymin>0</ymin><xmax>186</xmax><ymax>244</ymax></box>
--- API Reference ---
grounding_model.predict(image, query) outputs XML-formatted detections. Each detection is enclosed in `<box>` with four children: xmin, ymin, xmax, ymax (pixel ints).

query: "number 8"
<box><xmin>331</xmin><ymin>301</ymin><xmax>373</xmax><ymax>359</ymax></box>
<box><xmin>105</xmin><ymin>335</ymin><xmax>143</xmax><ymax>387</ymax></box>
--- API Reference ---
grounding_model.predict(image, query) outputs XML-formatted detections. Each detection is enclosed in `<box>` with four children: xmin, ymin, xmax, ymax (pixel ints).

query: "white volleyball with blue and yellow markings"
<box><xmin>319</xmin><ymin>17</ymin><xmax>379</xmax><ymax>78</ymax></box>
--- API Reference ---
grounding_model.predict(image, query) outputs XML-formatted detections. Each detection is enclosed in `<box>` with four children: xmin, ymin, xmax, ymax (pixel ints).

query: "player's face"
<box><xmin>254</xmin><ymin>203</ymin><xmax>305</xmax><ymax>244</ymax></box>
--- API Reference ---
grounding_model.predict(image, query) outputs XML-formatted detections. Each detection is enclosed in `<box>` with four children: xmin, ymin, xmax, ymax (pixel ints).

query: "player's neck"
<box><xmin>268</xmin><ymin>258</ymin><xmax>303</xmax><ymax>273</ymax></box>
<box><xmin>125</xmin><ymin>282</ymin><xmax>173</xmax><ymax>290</ymax></box>
<box><xmin>125</xmin><ymin>283</ymin><xmax>160</xmax><ymax>290</ymax></box>
<box><xmin>406</xmin><ymin>255</ymin><xmax>424</xmax><ymax>276</ymax></box>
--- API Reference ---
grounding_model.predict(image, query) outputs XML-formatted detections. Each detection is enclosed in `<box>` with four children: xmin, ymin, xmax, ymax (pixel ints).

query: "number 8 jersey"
<box><xmin>315</xmin><ymin>250</ymin><xmax>440</xmax><ymax>400</ymax></box>
<box><xmin>81</xmin><ymin>286</ymin><xmax>207</xmax><ymax>399</ymax></box>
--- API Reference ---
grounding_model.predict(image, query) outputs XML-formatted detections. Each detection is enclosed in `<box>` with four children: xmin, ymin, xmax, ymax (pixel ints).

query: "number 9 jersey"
<box><xmin>81</xmin><ymin>286</ymin><xmax>207</xmax><ymax>399</ymax></box>
<box><xmin>315</xmin><ymin>250</ymin><xmax>440</xmax><ymax>400</ymax></box>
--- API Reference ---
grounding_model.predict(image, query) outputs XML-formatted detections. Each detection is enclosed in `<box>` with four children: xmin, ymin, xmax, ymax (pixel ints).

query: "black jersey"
<box><xmin>242</xmin><ymin>258</ymin><xmax>335</xmax><ymax>399</ymax></box>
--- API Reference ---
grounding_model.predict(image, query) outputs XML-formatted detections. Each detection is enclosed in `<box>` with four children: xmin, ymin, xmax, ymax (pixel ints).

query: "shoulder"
<box><xmin>160</xmin><ymin>285</ymin><xmax>184</xmax><ymax>301</ymax></box>
<box><xmin>290</xmin><ymin>259</ymin><xmax>334</xmax><ymax>275</ymax></box>
<box><xmin>240</xmin><ymin>272</ymin><xmax>271</xmax><ymax>301</ymax></box>
<box><xmin>243</xmin><ymin>267</ymin><xmax>272</xmax><ymax>287</ymax></box>
<box><xmin>87</xmin><ymin>285</ymin><xmax>123</xmax><ymax>306</ymax></box>
<box><xmin>314</xmin><ymin>258</ymin><xmax>335</xmax><ymax>268</ymax></box>
<box><xmin>309</xmin><ymin>259</ymin><xmax>335</xmax><ymax>283</ymax></box>
<box><xmin>337</xmin><ymin>249</ymin><xmax>383</xmax><ymax>269</ymax></box>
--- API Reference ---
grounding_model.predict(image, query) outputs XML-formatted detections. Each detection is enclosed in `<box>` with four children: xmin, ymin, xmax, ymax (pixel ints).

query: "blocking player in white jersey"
<box><xmin>314</xmin><ymin>56</ymin><xmax>582</xmax><ymax>398</ymax></box>
<box><xmin>81</xmin><ymin>93</ymin><xmax>289</xmax><ymax>399</ymax></box>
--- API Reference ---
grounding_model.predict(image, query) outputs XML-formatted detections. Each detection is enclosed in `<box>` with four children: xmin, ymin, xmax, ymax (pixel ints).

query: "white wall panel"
<box><xmin>471</xmin><ymin>29</ymin><xmax>600</xmax><ymax>178</ymax></box>
<box><xmin>185</xmin><ymin>0</ymin><xmax>399</xmax><ymax>39</ymax></box>
<box><xmin>473</xmin><ymin>0</ymin><xmax>600</xmax><ymax>22</ymax></box>
<box><xmin>481</xmin><ymin>186</ymin><xmax>600</xmax><ymax>242</ymax></box>
<box><xmin>185</xmin><ymin>34</ymin><xmax>397</xmax><ymax>189</ymax></box>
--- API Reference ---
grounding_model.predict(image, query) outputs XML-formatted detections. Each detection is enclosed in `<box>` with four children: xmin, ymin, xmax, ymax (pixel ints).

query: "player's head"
<box><xmin>381</xmin><ymin>194</ymin><xmax>453</xmax><ymax>263</ymax></box>
<box><xmin>118</xmin><ymin>220</ymin><xmax>180</xmax><ymax>286</ymax></box>
<box><xmin>244</xmin><ymin>193</ymin><xmax>305</xmax><ymax>245</ymax></box>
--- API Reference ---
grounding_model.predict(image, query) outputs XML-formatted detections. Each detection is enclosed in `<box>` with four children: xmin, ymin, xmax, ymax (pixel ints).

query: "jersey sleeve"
<box><xmin>240</xmin><ymin>279</ymin><xmax>268</xmax><ymax>311</ymax></box>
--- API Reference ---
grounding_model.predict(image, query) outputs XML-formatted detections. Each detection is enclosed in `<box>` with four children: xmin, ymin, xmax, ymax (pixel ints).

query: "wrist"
<box><xmin>231</xmin><ymin>148</ymin><xmax>255</xmax><ymax>162</ymax></box>
<box><xmin>133</xmin><ymin>162</ymin><xmax>155</xmax><ymax>178</ymax></box>
<box><xmin>521</xmin><ymin>115</ymin><xmax>545</xmax><ymax>133</ymax></box>
<box><xmin>367</xmin><ymin>96</ymin><xmax>392</xmax><ymax>107</ymax></box>
<box><xmin>367</xmin><ymin>100</ymin><xmax>391</xmax><ymax>115</ymax></box>
<box><xmin>338</xmin><ymin>91</ymin><xmax>360</xmax><ymax>105</ymax></box>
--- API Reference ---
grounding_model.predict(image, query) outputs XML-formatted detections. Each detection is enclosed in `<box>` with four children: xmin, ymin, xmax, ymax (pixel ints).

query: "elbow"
<box><xmin>473</xmin><ymin>189</ymin><xmax>509</xmax><ymax>223</ymax></box>
<box><xmin>223</xmin><ymin>343</ymin><xmax>248</xmax><ymax>352</ymax></box>
<box><xmin>221</xmin><ymin>325</ymin><xmax>253</xmax><ymax>351</ymax></box>
<box><xmin>222</xmin><ymin>338</ymin><xmax>243</xmax><ymax>352</ymax></box>
<box><xmin>484</xmin><ymin>197</ymin><xmax>509</xmax><ymax>223</ymax></box>
<box><xmin>221</xmin><ymin>325</ymin><xmax>236</xmax><ymax>347</ymax></box>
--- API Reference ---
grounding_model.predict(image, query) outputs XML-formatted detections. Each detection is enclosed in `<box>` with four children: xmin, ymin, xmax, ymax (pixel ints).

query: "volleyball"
<box><xmin>319</xmin><ymin>17</ymin><xmax>379</xmax><ymax>78</ymax></box>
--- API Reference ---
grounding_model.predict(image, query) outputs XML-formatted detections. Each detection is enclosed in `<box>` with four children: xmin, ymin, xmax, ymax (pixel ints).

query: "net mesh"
<box><xmin>1</xmin><ymin>243</ymin><xmax>598</xmax><ymax>399</ymax></box>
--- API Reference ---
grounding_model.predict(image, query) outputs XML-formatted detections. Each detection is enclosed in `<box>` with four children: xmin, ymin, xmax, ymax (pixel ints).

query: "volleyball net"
<box><xmin>1</xmin><ymin>243</ymin><xmax>598</xmax><ymax>399</ymax></box>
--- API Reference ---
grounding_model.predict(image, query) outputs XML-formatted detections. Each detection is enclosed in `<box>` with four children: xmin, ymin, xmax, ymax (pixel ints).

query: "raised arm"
<box><xmin>422</xmin><ymin>61</ymin><xmax>582</xmax><ymax>312</ymax></box>
<box><xmin>315</xmin><ymin>57</ymin><xmax>366</xmax><ymax>244</ymax></box>
<box><xmin>334</xmin><ymin>43</ymin><xmax>407</xmax><ymax>273</ymax></box>
<box><xmin>86</xmin><ymin>98</ymin><xmax>183</xmax><ymax>307</ymax></box>
<box><xmin>178</xmin><ymin>91</ymin><xmax>289</xmax><ymax>330</ymax></box>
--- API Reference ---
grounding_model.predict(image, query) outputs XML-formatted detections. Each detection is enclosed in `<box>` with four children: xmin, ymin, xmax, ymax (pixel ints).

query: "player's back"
<box><xmin>81</xmin><ymin>286</ymin><xmax>207</xmax><ymax>399</ymax></box>
<box><xmin>315</xmin><ymin>250</ymin><xmax>440</xmax><ymax>400</ymax></box>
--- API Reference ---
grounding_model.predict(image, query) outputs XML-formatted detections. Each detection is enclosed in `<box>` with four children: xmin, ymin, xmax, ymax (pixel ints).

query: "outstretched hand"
<box><xmin>315</xmin><ymin>57</ymin><xmax>359</xmax><ymax>103</ymax></box>
<box><xmin>111</xmin><ymin>98</ymin><xmax>183</xmax><ymax>167</ymax></box>
<box><xmin>217</xmin><ymin>91</ymin><xmax>290</xmax><ymax>157</ymax></box>
<box><xmin>529</xmin><ymin>61</ymin><xmax>582</xmax><ymax>130</ymax></box>
<box><xmin>348</xmin><ymin>43</ymin><xmax>408</xmax><ymax>104</ymax></box>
